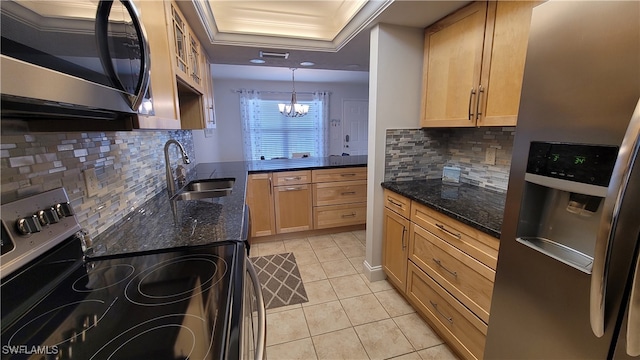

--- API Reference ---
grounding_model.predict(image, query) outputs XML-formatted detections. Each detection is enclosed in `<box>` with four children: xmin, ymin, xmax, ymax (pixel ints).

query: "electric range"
<box><xmin>0</xmin><ymin>188</ymin><xmax>250</xmax><ymax>360</ymax></box>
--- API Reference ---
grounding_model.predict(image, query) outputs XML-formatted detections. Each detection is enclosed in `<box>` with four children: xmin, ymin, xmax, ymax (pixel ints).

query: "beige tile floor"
<box><xmin>250</xmin><ymin>230</ymin><xmax>460</xmax><ymax>360</ymax></box>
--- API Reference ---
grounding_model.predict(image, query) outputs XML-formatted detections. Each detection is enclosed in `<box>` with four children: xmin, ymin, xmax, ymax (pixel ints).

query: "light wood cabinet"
<box><xmin>168</xmin><ymin>2</ymin><xmax>204</xmax><ymax>94</ymax></box>
<box><xmin>382</xmin><ymin>188</ymin><xmax>501</xmax><ymax>360</ymax></box>
<box><xmin>132</xmin><ymin>0</ymin><xmax>180</xmax><ymax>129</ymax></box>
<box><xmin>272</xmin><ymin>170</ymin><xmax>313</xmax><ymax>233</ymax></box>
<box><xmin>247</xmin><ymin>167</ymin><xmax>367</xmax><ymax>237</ymax></box>
<box><xmin>406</xmin><ymin>261</ymin><xmax>487</xmax><ymax>360</ymax></box>
<box><xmin>420</xmin><ymin>1</ymin><xmax>537</xmax><ymax>128</ymax></box>
<box><xmin>246</xmin><ymin>173</ymin><xmax>276</xmax><ymax>237</ymax></box>
<box><xmin>383</xmin><ymin>192</ymin><xmax>411</xmax><ymax>293</ymax></box>
<box><xmin>312</xmin><ymin>168</ymin><xmax>367</xmax><ymax>229</ymax></box>
<box><xmin>409</xmin><ymin>222</ymin><xmax>494</xmax><ymax>323</ymax></box>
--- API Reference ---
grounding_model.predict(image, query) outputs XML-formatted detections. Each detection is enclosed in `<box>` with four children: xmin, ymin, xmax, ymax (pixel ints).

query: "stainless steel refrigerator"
<box><xmin>484</xmin><ymin>1</ymin><xmax>640</xmax><ymax>359</ymax></box>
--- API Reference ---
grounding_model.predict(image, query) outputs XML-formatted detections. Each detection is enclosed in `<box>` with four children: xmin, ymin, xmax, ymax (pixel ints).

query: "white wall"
<box><xmin>364</xmin><ymin>24</ymin><xmax>425</xmax><ymax>281</ymax></box>
<box><xmin>193</xmin><ymin>78</ymin><xmax>369</xmax><ymax>162</ymax></box>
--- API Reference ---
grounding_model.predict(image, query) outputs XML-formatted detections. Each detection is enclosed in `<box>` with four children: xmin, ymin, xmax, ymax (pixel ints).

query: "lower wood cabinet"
<box><xmin>382</xmin><ymin>207</ymin><xmax>410</xmax><ymax>292</ymax></box>
<box><xmin>247</xmin><ymin>167</ymin><xmax>367</xmax><ymax>238</ymax></box>
<box><xmin>273</xmin><ymin>183</ymin><xmax>313</xmax><ymax>233</ymax></box>
<box><xmin>406</xmin><ymin>261</ymin><xmax>487</xmax><ymax>360</ymax></box>
<box><xmin>382</xmin><ymin>188</ymin><xmax>500</xmax><ymax>360</ymax></box>
<box><xmin>246</xmin><ymin>173</ymin><xmax>275</xmax><ymax>237</ymax></box>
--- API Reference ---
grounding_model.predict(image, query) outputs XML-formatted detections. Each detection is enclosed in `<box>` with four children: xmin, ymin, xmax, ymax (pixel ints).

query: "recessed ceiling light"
<box><xmin>300</xmin><ymin>61</ymin><xmax>315</xmax><ymax>67</ymax></box>
<box><xmin>250</xmin><ymin>59</ymin><xmax>265</xmax><ymax>64</ymax></box>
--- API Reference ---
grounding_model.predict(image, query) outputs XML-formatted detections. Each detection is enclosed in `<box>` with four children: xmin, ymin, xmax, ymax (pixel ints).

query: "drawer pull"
<box><xmin>340</xmin><ymin>173</ymin><xmax>356</xmax><ymax>177</ymax></box>
<box><xmin>341</xmin><ymin>212</ymin><xmax>357</xmax><ymax>218</ymax></box>
<box><xmin>284</xmin><ymin>176</ymin><xmax>302</xmax><ymax>181</ymax></box>
<box><xmin>341</xmin><ymin>191</ymin><xmax>356</xmax><ymax>196</ymax></box>
<box><xmin>435</xmin><ymin>223</ymin><xmax>461</xmax><ymax>239</ymax></box>
<box><xmin>432</xmin><ymin>258</ymin><xmax>458</xmax><ymax>278</ymax></box>
<box><xmin>282</xmin><ymin>187</ymin><xmax>302</xmax><ymax>191</ymax></box>
<box><xmin>430</xmin><ymin>300</ymin><xmax>454</xmax><ymax>324</ymax></box>
<box><xmin>388</xmin><ymin>199</ymin><xmax>404</xmax><ymax>208</ymax></box>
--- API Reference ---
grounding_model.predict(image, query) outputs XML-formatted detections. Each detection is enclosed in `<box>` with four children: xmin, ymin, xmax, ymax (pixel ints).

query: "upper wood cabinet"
<box><xmin>132</xmin><ymin>0</ymin><xmax>181</xmax><ymax>129</ymax></box>
<box><xmin>420</xmin><ymin>1</ymin><xmax>537</xmax><ymax>128</ymax></box>
<box><xmin>168</xmin><ymin>2</ymin><xmax>204</xmax><ymax>94</ymax></box>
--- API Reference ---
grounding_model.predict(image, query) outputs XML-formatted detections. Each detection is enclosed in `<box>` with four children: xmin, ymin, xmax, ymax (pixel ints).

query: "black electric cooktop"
<box><xmin>1</xmin><ymin>238</ymin><xmax>242</xmax><ymax>360</ymax></box>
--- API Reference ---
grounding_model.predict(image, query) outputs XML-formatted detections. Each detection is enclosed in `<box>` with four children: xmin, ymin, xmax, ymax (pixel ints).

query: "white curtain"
<box><xmin>239</xmin><ymin>89</ymin><xmax>261</xmax><ymax>160</ymax></box>
<box><xmin>313</xmin><ymin>91</ymin><xmax>330</xmax><ymax>158</ymax></box>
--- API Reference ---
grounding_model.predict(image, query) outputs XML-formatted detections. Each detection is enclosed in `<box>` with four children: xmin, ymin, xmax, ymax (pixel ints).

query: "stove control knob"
<box><xmin>55</xmin><ymin>202</ymin><xmax>74</xmax><ymax>218</ymax></box>
<box><xmin>37</xmin><ymin>207</ymin><xmax>60</xmax><ymax>226</ymax></box>
<box><xmin>17</xmin><ymin>215</ymin><xmax>42</xmax><ymax>235</ymax></box>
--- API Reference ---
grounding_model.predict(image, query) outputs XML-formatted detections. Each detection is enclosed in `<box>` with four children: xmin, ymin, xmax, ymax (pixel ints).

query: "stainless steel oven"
<box><xmin>0</xmin><ymin>0</ymin><xmax>151</xmax><ymax>120</ymax></box>
<box><xmin>1</xmin><ymin>188</ymin><xmax>266</xmax><ymax>359</ymax></box>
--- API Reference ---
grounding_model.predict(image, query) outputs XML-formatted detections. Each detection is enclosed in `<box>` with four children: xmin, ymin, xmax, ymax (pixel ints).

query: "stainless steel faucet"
<box><xmin>164</xmin><ymin>140</ymin><xmax>191</xmax><ymax>198</ymax></box>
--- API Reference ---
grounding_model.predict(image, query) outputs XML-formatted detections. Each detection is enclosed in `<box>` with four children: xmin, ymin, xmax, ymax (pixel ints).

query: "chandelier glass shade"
<box><xmin>279</xmin><ymin>68</ymin><xmax>309</xmax><ymax>117</ymax></box>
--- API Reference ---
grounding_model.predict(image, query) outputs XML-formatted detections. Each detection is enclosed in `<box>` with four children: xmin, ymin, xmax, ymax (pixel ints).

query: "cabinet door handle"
<box><xmin>432</xmin><ymin>258</ymin><xmax>458</xmax><ymax>278</ymax></box>
<box><xmin>341</xmin><ymin>191</ymin><xmax>356</xmax><ymax>196</ymax></box>
<box><xmin>341</xmin><ymin>213</ymin><xmax>357</xmax><ymax>218</ymax></box>
<box><xmin>435</xmin><ymin>223</ymin><xmax>461</xmax><ymax>239</ymax></box>
<box><xmin>284</xmin><ymin>176</ymin><xmax>302</xmax><ymax>181</ymax></box>
<box><xmin>468</xmin><ymin>88</ymin><xmax>477</xmax><ymax>121</ymax></box>
<box><xmin>268</xmin><ymin>178</ymin><xmax>272</xmax><ymax>195</ymax></box>
<box><xmin>340</xmin><ymin>173</ymin><xmax>356</xmax><ymax>177</ymax></box>
<box><xmin>282</xmin><ymin>187</ymin><xmax>302</xmax><ymax>191</ymax></box>
<box><xmin>401</xmin><ymin>227</ymin><xmax>407</xmax><ymax>250</ymax></box>
<box><xmin>388</xmin><ymin>199</ymin><xmax>404</xmax><ymax>209</ymax></box>
<box><xmin>475</xmin><ymin>85</ymin><xmax>484</xmax><ymax>120</ymax></box>
<box><xmin>430</xmin><ymin>300</ymin><xmax>453</xmax><ymax>324</ymax></box>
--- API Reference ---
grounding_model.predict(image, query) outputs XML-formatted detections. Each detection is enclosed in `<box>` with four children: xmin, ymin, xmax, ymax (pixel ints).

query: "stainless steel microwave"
<box><xmin>0</xmin><ymin>0</ymin><xmax>151</xmax><ymax>121</ymax></box>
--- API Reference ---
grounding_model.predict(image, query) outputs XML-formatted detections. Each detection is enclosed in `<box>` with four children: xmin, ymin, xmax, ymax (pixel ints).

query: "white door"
<box><xmin>342</xmin><ymin>99</ymin><xmax>368</xmax><ymax>155</ymax></box>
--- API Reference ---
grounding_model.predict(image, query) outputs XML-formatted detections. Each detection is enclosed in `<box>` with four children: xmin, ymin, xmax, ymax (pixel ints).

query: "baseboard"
<box><xmin>250</xmin><ymin>224</ymin><xmax>365</xmax><ymax>244</ymax></box>
<box><xmin>363</xmin><ymin>260</ymin><xmax>386</xmax><ymax>282</ymax></box>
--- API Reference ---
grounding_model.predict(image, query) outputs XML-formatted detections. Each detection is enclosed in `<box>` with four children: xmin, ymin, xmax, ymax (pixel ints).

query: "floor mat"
<box><xmin>250</xmin><ymin>252</ymin><xmax>309</xmax><ymax>310</ymax></box>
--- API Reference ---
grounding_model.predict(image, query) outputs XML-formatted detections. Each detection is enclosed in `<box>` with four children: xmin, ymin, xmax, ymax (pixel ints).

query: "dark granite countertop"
<box><xmin>381</xmin><ymin>179</ymin><xmax>506</xmax><ymax>239</ymax></box>
<box><xmin>92</xmin><ymin>161</ymin><xmax>249</xmax><ymax>257</ymax></box>
<box><xmin>91</xmin><ymin>157</ymin><xmax>368</xmax><ymax>256</ymax></box>
<box><xmin>246</xmin><ymin>155</ymin><xmax>367</xmax><ymax>173</ymax></box>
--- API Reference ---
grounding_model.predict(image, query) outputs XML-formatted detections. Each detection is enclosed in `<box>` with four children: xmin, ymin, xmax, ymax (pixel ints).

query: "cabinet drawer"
<box><xmin>312</xmin><ymin>167</ymin><xmax>367</xmax><ymax>183</ymax></box>
<box><xmin>313</xmin><ymin>180</ymin><xmax>367</xmax><ymax>206</ymax></box>
<box><xmin>313</xmin><ymin>203</ymin><xmax>366</xmax><ymax>229</ymax></box>
<box><xmin>410</xmin><ymin>223</ymin><xmax>494</xmax><ymax>323</ymax></box>
<box><xmin>410</xmin><ymin>202</ymin><xmax>499</xmax><ymax>270</ymax></box>
<box><xmin>407</xmin><ymin>262</ymin><xmax>486</xmax><ymax>360</ymax></box>
<box><xmin>273</xmin><ymin>170</ymin><xmax>311</xmax><ymax>186</ymax></box>
<box><xmin>383</xmin><ymin>189</ymin><xmax>411</xmax><ymax>219</ymax></box>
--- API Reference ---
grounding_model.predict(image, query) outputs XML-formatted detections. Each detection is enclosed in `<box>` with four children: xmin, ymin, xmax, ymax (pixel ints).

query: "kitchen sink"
<box><xmin>185</xmin><ymin>178</ymin><xmax>235</xmax><ymax>192</ymax></box>
<box><xmin>171</xmin><ymin>178</ymin><xmax>235</xmax><ymax>201</ymax></box>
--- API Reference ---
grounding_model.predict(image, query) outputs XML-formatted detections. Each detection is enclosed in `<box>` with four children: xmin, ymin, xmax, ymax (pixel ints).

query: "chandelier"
<box><xmin>278</xmin><ymin>68</ymin><xmax>309</xmax><ymax>117</ymax></box>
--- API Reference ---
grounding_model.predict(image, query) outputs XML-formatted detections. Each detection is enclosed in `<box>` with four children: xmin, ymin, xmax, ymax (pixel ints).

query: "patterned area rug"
<box><xmin>251</xmin><ymin>252</ymin><xmax>308</xmax><ymax>310</ymax></box>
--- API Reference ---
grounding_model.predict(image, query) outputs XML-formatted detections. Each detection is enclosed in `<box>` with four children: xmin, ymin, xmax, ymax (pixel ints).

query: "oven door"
<box><xmin>242</xmin><ymin>256</ymin><xmax>266</xmax><ymax>360</ymax></box>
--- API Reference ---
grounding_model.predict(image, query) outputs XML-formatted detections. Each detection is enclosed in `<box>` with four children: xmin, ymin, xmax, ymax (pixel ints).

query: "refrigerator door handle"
<box><xmin>590</xmin><ymin>99</ymin><xmax>640</xmax><ymax>337</ymax></box>
<box><xmin>627</xmin><ymin>251</ymin><xmax>640</xmax><ymax>356</ymax></box>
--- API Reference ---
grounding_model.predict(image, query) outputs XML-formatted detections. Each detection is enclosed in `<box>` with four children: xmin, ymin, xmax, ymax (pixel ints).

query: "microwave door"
<box><xmin>95</xmin><ymin>0</ymin><xmax>150</xmax><ymax>111</ymax></box>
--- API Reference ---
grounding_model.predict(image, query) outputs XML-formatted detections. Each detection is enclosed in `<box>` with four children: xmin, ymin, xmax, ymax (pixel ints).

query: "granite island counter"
<box><xmin>92</xmin><ymin>156</ymin><xmax>367</xmax><ymax>256</ymax></box>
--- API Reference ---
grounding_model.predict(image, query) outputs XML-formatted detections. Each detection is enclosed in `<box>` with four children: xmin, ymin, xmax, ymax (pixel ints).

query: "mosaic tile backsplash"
<box><xmin>1</xmin><ymin>130</ymin><xmax>195</xmax><ymax>238</ymax></box>
<box><xmin>385</xmin><ymin>127</ymin><xmax>515</xmax><ymax>192</ymax></box>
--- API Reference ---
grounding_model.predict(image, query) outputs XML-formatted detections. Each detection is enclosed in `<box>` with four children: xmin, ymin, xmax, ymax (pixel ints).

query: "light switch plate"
<box><xmin>83</xmin><ymin>168</ymin><xmax>99</xmax><ymax>197</ymax></box>
<box><xmin>485</xmin><ymin>148</ymin><xmax>497</xmax><ymax>165</ymax></box>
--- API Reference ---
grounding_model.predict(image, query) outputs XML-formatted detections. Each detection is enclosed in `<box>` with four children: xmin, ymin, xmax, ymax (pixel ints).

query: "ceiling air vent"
<box><xmin>259</xmin><ymin>51</ymin><xmax>290</xmax><ymax>59</ymax></box>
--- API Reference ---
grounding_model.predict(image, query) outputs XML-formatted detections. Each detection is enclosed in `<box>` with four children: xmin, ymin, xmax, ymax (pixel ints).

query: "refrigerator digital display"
<box><xmin>526</xmin><ymin>142</ymin><xmax>619</xmax><ymax>186</ymax></box>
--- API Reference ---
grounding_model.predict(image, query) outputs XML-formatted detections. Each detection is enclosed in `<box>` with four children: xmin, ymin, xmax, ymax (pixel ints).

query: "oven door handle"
<box><xmin>246</xmin><ymin>258</ymin><xmax>266</xmax><ymax>360</ymax></box>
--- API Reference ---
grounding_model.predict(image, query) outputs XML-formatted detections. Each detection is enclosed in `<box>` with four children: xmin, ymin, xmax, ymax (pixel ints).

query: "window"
<box><xmin>240</xmin><ymin>90</ymin><xmax>328</xmax><ymax>161</ymax></box>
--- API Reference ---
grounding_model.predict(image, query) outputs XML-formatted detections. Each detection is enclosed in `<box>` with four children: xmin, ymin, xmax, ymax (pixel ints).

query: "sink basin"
<box><xmin>170</xmin><ymin>178</ymin><xmax>235</xmax><ymax>201</ymax></box>
<box><xmin>185</xmin><ymin>178</ymin><xmax>235</xmax><ymax>192</ymax></box>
